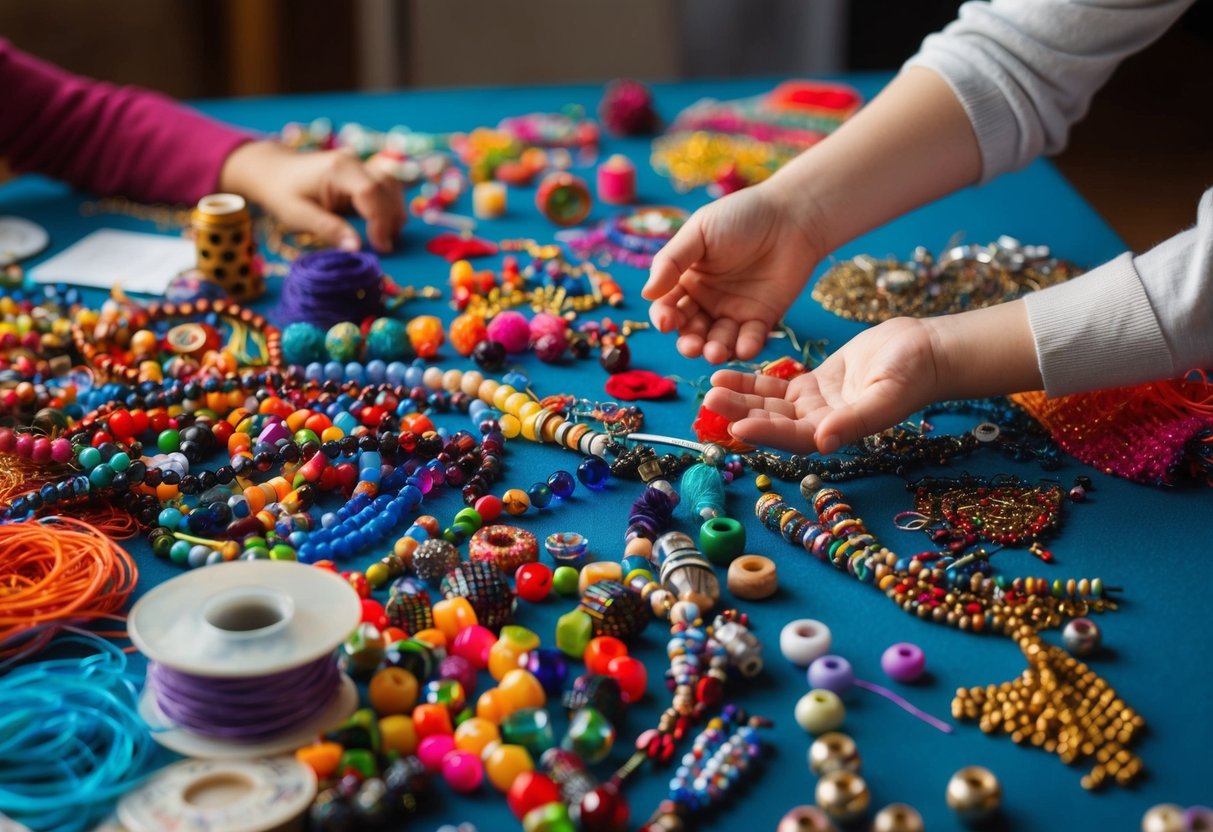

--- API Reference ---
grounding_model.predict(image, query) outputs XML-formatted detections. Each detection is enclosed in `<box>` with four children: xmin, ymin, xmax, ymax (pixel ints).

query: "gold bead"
<box><xmin>1140</xmin><ymin>804</ymin><xmax>1186</xmax><ymax>832</ymax></box>
<box><xmin>807</xmin><ymin>732</ymin><xmax>861</xmax><ymax>776</ymax></box>
<box><xmin>775</xmin><ymin>806</ymin><xmax>835</xmax><ymax>832</ymax></box>
<box><xmin>815</xmin><ymin>770</ymin><xmax>870</xmax><ymax>823</ymax></box>
<box><xmin>945</xmin><ymin>766</ymin><xmax>1001</xmax><ymax>822</ymax></box>
<box><xmin>872</xmin><ymin>803</ymin><xmax>924</xmax><ymax>832</ymax></box>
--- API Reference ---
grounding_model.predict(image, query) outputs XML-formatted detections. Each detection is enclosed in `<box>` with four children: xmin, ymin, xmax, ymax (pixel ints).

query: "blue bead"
<box><xmin>547</xmin><ymin>470</ymin><xmax>576</xmax><ymax>499</ymax></box>
<box><xmin>576</xmin><ymin>455</ymin><xmax>610</xmax><ymax>489</ymax></box>
<box><xmin>527</xmin><ymin>482</ymin><xmax>553</xmax><ymax>508</ymax></box>
<box><xmin>324</xmin><ymin>361</ymin><xmax>344</xmax><ymax>382</ymax></box>
<box><xmin>366</xmin><ymin>360</ymin><xmax>387</xmax><ymax>383</ymax></box>
<box><xmin>305</xmin><ymin>363</ymin><xmax>324</xmax><ymax>382</ymax></box>
<box><xmin>502</xmin><ymin>370</ymin><xmax>529</xmax><ymax>389</ymax></box>
<box><xmin>345</xmin><ymin>362</ymin><xmax>365</xmax><ymax>384</ymax></box>
<box><xmin>158</xmin><ymin>507</ymin><xmax>184</xmax><ymax>528</ymax></box>
<box><xmin>386</xmin><ymin>362</ymin><xmax>407</xmax><ymax>386</ymax></box>
<box><xmin>404</xmin><ymin>365</ymin><xmax>424</xmax><ymax>388</ymax></box>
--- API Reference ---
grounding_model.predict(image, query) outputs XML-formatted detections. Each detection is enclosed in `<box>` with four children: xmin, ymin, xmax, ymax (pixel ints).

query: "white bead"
<box><xmin>461</xmin><ymin>370</ymin><xmax>485</xmax><ymax>396</ymax></box>
<box><xmin>442</xmin><ymin>369</ymin><xmax>463</xmax><ymax>392</ymax></box>
<box><xmin>780</xmin><ymin>618</ymin><xmax>832</xmax><ymax>667</ymax></box>
<box><xmin>588</xmin><ymin>434</ymin><xmax>608</xmax><ymax>457</ymax></box>
<box><xmin>423</xmin><ymin>366</ymin><xmax>444</xmax><ymax>389</ymax></box>
<box><xmin>794</xmin><ymin>689</ymin><xmax>845</xmax><ymax>734</ymax></box>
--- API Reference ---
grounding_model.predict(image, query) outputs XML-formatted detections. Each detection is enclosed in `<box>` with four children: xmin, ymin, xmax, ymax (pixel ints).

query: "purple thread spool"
<box><xmin>276</xmin><ymin>249</ymin><xmax>383</xmax><ymax>328</ymax></box>
<box><xmin>807</xmin><ymin>654</ymin><xmax>855</xmax><ymax>695</ymax></box>
<box><xmin>881</xmin><ymin>642</ymin><xmax>926</xmax><ymax>683</ymax></box>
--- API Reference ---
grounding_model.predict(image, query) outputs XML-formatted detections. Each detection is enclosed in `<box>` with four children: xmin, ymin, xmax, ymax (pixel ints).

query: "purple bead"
<box><xmin>438</xmin><ymin>654</ymin><xmax>477</xmax><ymax>696</ymax></box>
<box><xmin>547</xmin><ymin>470</ymin><xmax>576</xmax><ymax>500</ymax></box>
<box><xmin>807</xmin><ymin>654</ymin><xmax>854</xmax><ymax>694</ymax></box>
<box><xmin>526</xmin><ymin>647</ymin><xmax>570</xmax><ymax>695</ymax></box>
<box><xmin>881</xmin><ymin>642</ymin><xmax>926</xmax><ymax>683</ymax></box>
<box><xmin>258</xmin><ymin>420</ymin><xmax>289</xmax><ymax>444</ymax></box>
<box><xmin>1185</xmin><ymin>806</ymin><xmax>1213</xmax><ymax>830</ymax></box>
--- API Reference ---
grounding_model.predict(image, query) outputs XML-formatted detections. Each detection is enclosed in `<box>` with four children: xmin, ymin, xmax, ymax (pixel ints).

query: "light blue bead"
<box><xmin>502</xmin><ymin>370</ymin><xmax>529</xmax><ymax>389</ymax></box>
<box><xmin>324</xmin><ymin>361</ymin><xmax>344</xmax><ymax>381</ymax></box>
<box><xmin>404</xmin><ymin>365</ymin><xmax>424</xmax><ymax>387</ymax></box>
<box><xmin>366</xmin><ymin>359</ymin><xmax>387</xmax><ymax>383</ymax></box>
<box><xmin>386</xmin><ymin>362</ymin><xmax>407</xmax><ymax>385</ymax></box>
<box><xmin>188</xmin><ymin>545</ymin><xmax>212</xmax><ymax>568</ymax></box>
<box><xmin>345</xmin><ymin>362</ymin><xmax>365</xmax><ymax>383</ymax></box>
<box><xmin>305</xmin><ymin>362</ymin><xmax>324</xmax><ymax>382</ymax></box>
<box><xmin>206</xmin><ymin>550</ymin><xmax>226</xmax><ymax>566</ymax></box>
<box><xmin>468</xmin><ymin>400</ymin><xmax>488</xmax><ymax>419</ymax></box>
<box><xmin>321</xmin><ymin>512</ymin><xmax>338</xmax><ymax>529</ymax></box>
<box><xmin>158</xmin><ymin>507</ymin><xmax>183</xmax><ymax>528</ymax></box>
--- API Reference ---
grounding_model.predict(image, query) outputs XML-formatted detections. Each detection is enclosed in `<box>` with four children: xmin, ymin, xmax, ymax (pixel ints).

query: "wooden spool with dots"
<box><xmin>191</xmin><ymin>193</ymin><xmax>264</xmax><ymax>302</ymax></box>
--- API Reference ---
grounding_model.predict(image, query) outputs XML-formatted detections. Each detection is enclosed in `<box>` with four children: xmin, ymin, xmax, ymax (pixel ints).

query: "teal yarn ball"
<box><xmin>325</xmin><ymin>321</ymin><xmax>363</xmax><ymax>362</ymax></box>
<box><xmin>364</xmin><ymin>317</ymin><xmax>412</xmax><ymax>361</ymax></box>
<box><xmin>281</xmin><ymin>322</ymin><xmax>327</xmax><ymax>365</ymax></box>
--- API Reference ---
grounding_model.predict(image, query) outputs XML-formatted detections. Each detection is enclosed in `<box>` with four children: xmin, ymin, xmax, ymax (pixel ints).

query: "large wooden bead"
<box><xmin>727</xmin><ymin>554</ymin><xmax>778</xmax><ymax>600</ymax></box>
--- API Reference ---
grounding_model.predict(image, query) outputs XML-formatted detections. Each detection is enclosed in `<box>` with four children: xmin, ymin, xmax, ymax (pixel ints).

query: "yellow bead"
<box><xmin>484</xmin><ymin>743</ymin><xmax>534</xmax><ymax>792</ymax></box>
<box><xmin>379</xmin><ymin>715</ymin><xmax>418</xmax><ymax>756</ymax></box>
<box><xmin>504</xmin><ymin>392</ymin><xmax>531</xmax><ymax>416</ymax></box>
<box><xmin>502</xmin><ymin>488</ymin><xmax>530</xmax><ymax>515</ymax></box>
<box><xmin>431</xmin><ymin>597</ymin><xmax>478</xmax><ymax>640</ymax></box>
<box><xmin>488</xmin><ymin>626</ymin><xmax>540</xmax><ymax>681</ymax></box>
<box><xmin>368</xmin><ymin>667</ymin><xmax>419</xmax><ymax>715</ymax></box>
<box><xmin>454</xmin><ymin>717</ymin><xmax>500</xmax><ymax>756</ymax></box>
<box><xmin>478</xmin><ymin>379</ymin><xmax>500</xmax><ymax>403</ymax></box>
<box><xmin>521</xmin><ymin>413</ymin><xmax>540</xmax><ymax>442</ymax></box>
<box><xmin>492</xmin><ymin>385</ymin><xmax>516</xmax><ymax>411</ymax></box>
<box><xmin>517</xmin><ymin>401</ymin><xmax>541</xmax><ymax>419</ymax></box>
<box><xmin>476</xmin><ymin>688</ymin><xmax>512</xmax><ymax>724</ymax></box>
<box><xmin>499</xmin><ymin>414</ymin><xmax>522</xmax><ymax>439</ymax></box>
<box><xmin>321</xmin><ymin>426</ymin><xmax>344</xmax><ymax>443</ymax></box>
<box><xmin>497</xmin><ymin>668</ymin><xmax>546</xmax><ymax>711</ymax></box>
<box><xmin>579</xmin><ymin>561</ymin><xmax>623</xmax><ymax>595</ymax></box>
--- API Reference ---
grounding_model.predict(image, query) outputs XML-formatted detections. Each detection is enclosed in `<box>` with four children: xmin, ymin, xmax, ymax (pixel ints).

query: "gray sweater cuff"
<box><xmin>1024</xmin><ymin>253</ymin><xmax>1175</xmax><ymax>396</ymax></box>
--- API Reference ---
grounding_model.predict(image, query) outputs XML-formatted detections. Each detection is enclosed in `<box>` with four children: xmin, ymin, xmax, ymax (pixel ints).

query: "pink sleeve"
<box><xmin>0</xmin><ymin>39</ymin><xmax>254</xmax><ymax>204</ymax></box>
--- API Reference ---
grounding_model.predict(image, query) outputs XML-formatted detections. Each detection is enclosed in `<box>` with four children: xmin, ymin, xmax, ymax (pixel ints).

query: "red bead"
<box><xmin>583</xmin><ymin>636</ymin><xmax>628</xmax><ymax>676</ymax></box>
<box><xmin>514</xmin><ymin>562</ymin><xmax>553</xmax><ymax>603</ymax></box>
<box><xmin>107</xmin><ymin>409</ymin><xmax>134</xmax><ymax>439</ymax></box>
<box><xmin>343</xmin><ymin>571</ymin><xmax>371</xmax><ymax>598</ymax></box>
<box><xmin>605</xmin><ymin>655</ymin><xmax>647</xmax><ymax>704</ymax></box>
<box><xmin>578</xmin><ymin>783</ymin><xmax>629</xmax><ymax>832</ymax></box>
<box><xmin>360</xmin><ymin>598</ymin><xmax>387</xmax><ymax>627</ymax></box>
<box><xmin>694</xmin><ymin>675</ymin><xmax>723</xmax><ymax>707</ymax></box>
<box><xmin>506</xmin><ymin>771</ymin><xmax>561</xmax><ymax>820</ymax></box>
<box><xmin>211</xmin><ymin>420</ymin><xmax>234</xmax><ymax>445</ymax></box>
<box><xmin>474</xmin><ymin>494</ymin><xmax>503</xmax><ymax>522</ymax></box>
<box><xmin>91</xmin><ymin>430</ymin><xmax>113</xmax><ymax>448</ymax></box>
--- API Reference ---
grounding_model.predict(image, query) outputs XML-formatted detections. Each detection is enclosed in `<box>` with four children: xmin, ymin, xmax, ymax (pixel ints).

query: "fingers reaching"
<box><xmin>329</xmin><ymin>156</ymin><xmax>405</xmax><ymax>253</ymax></box>
<box><xmin>642</xmin><ymin>212</ymin><xmax>705</xmax><ymax>302</ymax></box>
<box><xmin>275</xmin><ymin>196</ymin><xmax>361</xmax><ymax>252</ymax></box>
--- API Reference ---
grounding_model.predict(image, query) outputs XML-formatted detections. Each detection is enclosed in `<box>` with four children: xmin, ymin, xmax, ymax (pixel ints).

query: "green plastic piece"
<box><xmin>555</xmin><ymin>609</ymin><xmax>593</xmax><ymax>658</ymax></box>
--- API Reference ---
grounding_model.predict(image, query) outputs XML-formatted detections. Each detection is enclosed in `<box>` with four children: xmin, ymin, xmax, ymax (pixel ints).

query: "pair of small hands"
<box><xmin>219</xmin><ymin>140</ymin><xmax>406</xmax><ymax>254</ymax></box>
<box><xmin>643</xmin><ymin>183</ymin><xmax>943</xmax><ymax>454</ymax></box>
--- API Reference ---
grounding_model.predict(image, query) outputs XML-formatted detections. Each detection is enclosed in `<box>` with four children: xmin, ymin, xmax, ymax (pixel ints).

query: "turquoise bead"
<box><xmin>501</xmin><ymin>707</ymin><xmax>555</xmax><ymax>756</ymax></box>
<box><xmin>77</xmin><ymin>446</ymin><xmax>101</xmax><ymax>471</ymax></box>
<box><xmin>88</xmin><ymin>465</ymin><xmax>113</xmax><ymax>488</ymax></box>
<box><xmin>169</xmin><ymin>540</ymin><xmax>191</xmax><ymax>565</ymax></box>
<box><xmin>108</xmin><ymin>451</ymin><xmax>130</xmax><ymax>472</ymax></box>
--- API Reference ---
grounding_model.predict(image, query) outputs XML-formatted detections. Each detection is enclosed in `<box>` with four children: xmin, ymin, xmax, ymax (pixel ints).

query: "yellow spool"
<box><xmin>192</xmin><ymin>193</ymin><xmax>263</xmax><ymax>302</ymax></box>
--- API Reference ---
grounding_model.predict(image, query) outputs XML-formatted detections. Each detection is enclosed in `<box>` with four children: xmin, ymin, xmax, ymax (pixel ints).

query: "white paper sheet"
<box><xmin>28</xmin><ymin>229</ymin><xmax>194</xmax><ymax>295</ymax></box>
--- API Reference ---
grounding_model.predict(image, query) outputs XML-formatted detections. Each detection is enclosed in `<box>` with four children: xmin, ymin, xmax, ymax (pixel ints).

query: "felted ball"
<box><xmin>449</xmin><ymin>314</ymin><xmax>489</xmax><ymax>357</ymax></box>
<box><xmin>599</xmin><ymin>79</ymin><xmax>660</xmax><ymax>136</ymax></box>
<box><xmin>365</xmin><ymin>317</ymin><xmax>411</xmax><ymax>361</ymax></box>
<box><xmin>324</xmin><ymin>321</ymin><xmax>362</xmax><ymax>362</ymax></box>
<box><xmin>529</xmin><ymin>312</ymin><xmax>568</xmax><ymax>344</ymax></box>
<box><xmin>282</xmin><ymin>322</ymin><xmax>328</xmax><ymax>365</ymax></box>
<box><xmin>406</xmin><ymin>315</ymin><xmax>445</xmax><ymax>359</ymax></box>
<box><xmin>487</xmin><ymin>311</ymin><xmax>532</xmax><ymax>353</ymax></box>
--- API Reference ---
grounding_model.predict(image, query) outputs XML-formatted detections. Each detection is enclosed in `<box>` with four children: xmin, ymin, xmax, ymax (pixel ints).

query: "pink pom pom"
<box><xmin>487</xmin><ymin>310</ymin><xmax>532</xmax><ymax>353</ymax></box>
<box><xmin>529</xmin><ymin>312</ymin><xmax>568</xmax><ymax>343</ymax></box>
<box><xmin>599</xmin><ymin>79</ymin><xmax>660</xmax><ymax>136</ymax></box>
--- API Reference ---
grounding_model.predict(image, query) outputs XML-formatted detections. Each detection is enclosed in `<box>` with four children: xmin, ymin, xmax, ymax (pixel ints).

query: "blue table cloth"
<box><xmin>2</xmin><ymin>76</ymin><xmax>1209</xmax><ymax>831</ymax></box>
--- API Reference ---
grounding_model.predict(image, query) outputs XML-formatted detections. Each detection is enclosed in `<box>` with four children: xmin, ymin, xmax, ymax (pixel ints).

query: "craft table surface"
<box><xmin>2</xmin><ymin>76</ymin><xmax>1209</xmax><ymax>832</ymax></box>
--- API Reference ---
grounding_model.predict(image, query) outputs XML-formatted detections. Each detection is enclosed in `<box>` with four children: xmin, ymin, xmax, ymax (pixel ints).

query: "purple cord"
<box><xmin>275</xmin><ymin>249</ymin><xmax>384</xmax><ymax>328</ymax></box>
<box><xmin>854</xmin><ymin>678</ymin><xmax>954</xmax><ymax>734</ymax></box>
<box><xmin>147</xmin><ymin>656</ymin><xmax>340</xmax><ymax>741</ymax></box>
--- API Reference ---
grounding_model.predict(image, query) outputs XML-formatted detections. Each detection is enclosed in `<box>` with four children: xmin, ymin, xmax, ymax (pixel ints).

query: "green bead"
<box><xmin>270</xmin><ymin>543</ymin><xmax>296</xmax><ymax>561</ymax></box>
<box><xmin>453</xmin><ymin>507</ymin><xmax>483</xmax><ymax>531</ymax></box>
<box><xmin>337</xmin><ymin>748</ymin><xmax>378</xmax><ymax>778</ymax></box>
<box><xmin>501</xmin><ymin>707</ymin><xmax>555</xmax><ymax>756</ymax></box>
<box><xmin>157</xmin><ymin>429</ymin><xmax>180</xmax><ymax>453</ymax></box>
<box><xmin>562</xmin><ymin>706</ymin><xmax>615</xmax><ymax>764</ymax></box>
<box><xmin>552</xmin><ymin>565</ymin><xmax>580</xmax><ymax>597</ymax></box>
<box><xmin>699</xmin><ymin>516</ymin><xmax>746</xmax><ymax>565</ymax></box>
<box><xmin>522</xmin><ymin>802</ymin><xmax>575</xmax><ymax>832</ymax></box>
<box><xmin>77</xmin><ymin>446</ymin><xmax>101</xmax><ymax>470</ymax></box>
<box><xmin>243</xmin><ymin>547</ymin><xmax>270</xmax><ymax>560</ymax></box>
<box><xmin>293</xmin><ymin>428</ymin><xmax>321</xmax><ymax>447</ymax></box>
<box><xmin>327</xmin><ymin>707</ymin><xmax>382</xmax><ymax>752</ymax></box>
<box><xmin>244</xmin><ymin>536</ymin><xmax>268</xmax><ymax>551</ymax></box>
<box><xmin>452</xmin><ymin>519</ymin><xmax>479</xmax><ymax>538</ymax></box>
<box><xmin>107</xmin><ymin>451</ymin><xmax>130</xmax><ymax>472</ymax></box>
<box><xmin>151</xmin><ymin>533</ymin><xmax>174</xmax><ymax>558</ymax></box>
<box><xmin>169</xmin><ymin>540</ymin><xmax>191</xmax><ymax>565</ymax></box>
<box><xmin>555</xmin><ymin>609</ymin><xmax>593</xmax><ymax>658</ymax></box>
<box><xmin>454</xmin><ymin>707</ymin><xmax>475</xmax><ymax>727</ymax></box>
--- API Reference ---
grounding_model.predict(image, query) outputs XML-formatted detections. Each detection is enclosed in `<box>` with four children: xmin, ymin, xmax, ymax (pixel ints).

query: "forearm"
<box><xmin>0</xmin><ymin>39</ymin><xmax>252</xmax><ymax>203</ymax></box>
<box><xmin>764</xmin><ymin>67</ymin><xmax>982</xmax><ymax>255</ymax></box>
<box><xmin>924</xmin><ymin>300</ymin><xmax>1042</xmax><ymax>400</ymax></box>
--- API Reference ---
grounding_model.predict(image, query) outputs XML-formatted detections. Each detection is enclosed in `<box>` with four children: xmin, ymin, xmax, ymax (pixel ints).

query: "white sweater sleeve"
<box><xmin>905</xmin><ymin>0</ymin><xmax>1194</xmax><ymax>182</ymax></box>
<box><xmin>1023</xmin><ymin>188</ymin><xmax>1213</xmax><ymax>395</ymax></box>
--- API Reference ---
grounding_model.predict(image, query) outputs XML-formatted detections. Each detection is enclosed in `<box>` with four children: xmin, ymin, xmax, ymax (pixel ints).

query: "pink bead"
<box><xmin>442</xmin><ymin>750</ymin><xmax>484</xmax><ymax>793</ymax></box>
<box><xmin>0</xmin><ymin>428</ymin><xmax>13</xmax><ymax>453</ymax></box>
<box><xmin>486</xmin><ymin>310</ymin><xmax>531</xmax><ymax>353</ymax></box>
<box><xmin>881</xmin><ymin>642</ymin><xmax>926</xmax><ymax>683</ymax></box>
<box><xmin>417</xmin><ymin>733</ymin><xmax>456</xmax><ymax>771</ymax></box>
<box><xmin>597</xmin><ymin>154</ymin><xmax>637</xmax><ymax>205</ymax></box>
<box><xmin>452</xmin><ymin>624</ymin><xmax>497</xmax><ymax>669</ymax></box>
<box><xmin>14</xmin><ymin>434</ymin><xmax>33</xmax><ymax>458</ymax></box>
<box><xmin>528</xmin><ymin>312</ymin><xmax>568</xmax><ymax>343</ymax></box>
<box><xmin>50</xmin><ymin>438</ymin><xmax>74</xmax><ymax>464</ymax></box>
<box><xmin>30</xmin><ymin>437</ymin><xmax>52</xmax><ymax>464</ymax></box>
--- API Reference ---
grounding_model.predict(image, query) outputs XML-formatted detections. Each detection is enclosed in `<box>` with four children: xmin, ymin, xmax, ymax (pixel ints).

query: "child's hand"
<box><xmin>703</xmin><ymin>317</ymin><xmax>945</xmax><ymax>453</ymax></box>
<box><xmin>641</xmin><ymin>181</ymin><xmax>824</xmax><ymax>363</ymax></box>
<box><xmin>219</xmin><ymin>140</ymin><xmax>405</xmax><ymax>253</ymax></box>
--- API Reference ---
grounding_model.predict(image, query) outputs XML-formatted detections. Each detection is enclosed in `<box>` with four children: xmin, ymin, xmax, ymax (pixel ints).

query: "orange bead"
<box><xmin>296</xmin><ymin>742</ymin><xmax>344</xmax><ymax>779</ymax></box>
<box><xmin>406</xmin><ymin>315</ymin><xmax>445</xmax><ymax>359</ymax></box>
<box><xmin>286</xmin><ymin>410</ymin><xmax>312</xmax><ymax>432</ymax></box>
<box><xmin>476</xmin><ymin>688</ymin><xmax>512</xmax><ymax>724</ymax></box>
<box><xmin>412</xmin><ymin>703</ymin><xmax>454</xmax><ymax>737</ymax></box>
<box><xmin>155</xmin><ymin>483</ymin><xmax>179</xmax><ymax>501</ymax></box>
<box><xmin>381</xmin><ymin>626</ymin><xmax>408</xmax><ymax>643</ymax></box>
<box><xmin>449</xmin><ymin>259</ymin><xmax>475</xmax><ymax>290</ymax></box>
<box><xmin>454</xmin><ymin>717</ymin><xmax>500</xmax><ymax>757</ymax></box>
<box><xmin>368</xmin><ymin>667</ymin><xmax>419</xmax><ymax>715</ymax></box>
<box><xmin>432</xmin><ymin>597</ymin><xmax>478</xmax><ymax>641</ymax></box>
<box><xmin>578</xmin><ymin>561</ymin><xmax>623</xmax><ymax>594</ymax></box>
<box><xmin>449</xmin><ymin>314</ymin><xmax>489</xmax><ymax>357</ymax></box>
<box><xmin>244</xmin><ymin>484</ymin><xmax>267</xmax><ymax>513</ymax></box>
<box><xmin>584</xmin><ymin>636</ymin><xmax>629</xmax><ymax>676</ymax></box>
<box><xmin>497</xmin><ymin>669</ymin><xmax>545</xmax><ymax>711</ymax></box>
<box><xmin>415</xmin><ymin>516</ymin><xmax>442</xmax><ymax>538</ymax></box>
<box><xmin>304</xmin><ymin>413</ymin><xmax>333</xmax><ymax>433</ymax></box>
<box><xmin>488</xmin><ymin>626</ymin><xmax>540</xmax><ymax>681</ymax></box>
<box><xmin>413</xmin><ymin>628</ymin><xmax>448</xmax><ymax>650</ymax></box>
<box><xmin>484</xmin><ymin>743</ymin><xmax>534</xmax><ymax>792</ymax></box>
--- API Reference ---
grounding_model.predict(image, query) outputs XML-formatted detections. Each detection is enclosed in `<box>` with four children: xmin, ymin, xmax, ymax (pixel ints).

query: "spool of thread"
<box><xmin>192</xmin><ymin>193</ymin><xmax>264</xmax><ymax>303</ymax></box>
<box><xmin>128</xmin><ymin>561</ymin><xmax>361</xmax><ymax>759</ymax></box>
<box><xmin>597</xmin><ymin>154</ymin><xmax>637</xmax><ymax>205</ymax></box>
<box><xmin>472</xmin><ymin>181</ymin><xmax>508</xmax><ymax>219</ymax></box>
<box><xmin>118</xmin><ymin>757</ymin><xmax>316</xmax><ymax>832</ymax></box>
<box><xmin>276</xmin><ymin>249</ymin><xmax>384</xmax><ymax>329</ymax></box>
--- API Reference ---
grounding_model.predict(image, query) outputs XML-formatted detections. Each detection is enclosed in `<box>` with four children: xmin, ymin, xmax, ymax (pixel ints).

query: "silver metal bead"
<box><xmin>1062</xmin><ymin>617</ymin><xmax>1101</xmax><ymax>656</ymax></box>
<box><xmin>945</xmin><ymin>766</ymin><xmax>1001</xmax><ymax>822</ymax></box>
<box><xmin>712</xmin><ymin>617</ymin><xmax>763</xmax><ymax>678</ymax></box>
<box><xmin>701</xmin><ymin>442</ymin><xmax>726</xmax><ymax>467</ymax></box>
